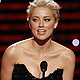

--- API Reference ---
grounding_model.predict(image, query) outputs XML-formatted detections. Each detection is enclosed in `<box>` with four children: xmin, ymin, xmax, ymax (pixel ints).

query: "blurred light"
<box><xmin>72</xmin><ymin>39</ymin><xmax>80</xmax><ymax>46</ymax></box>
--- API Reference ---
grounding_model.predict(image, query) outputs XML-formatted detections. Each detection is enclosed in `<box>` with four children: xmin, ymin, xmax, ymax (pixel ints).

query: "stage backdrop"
<box><xmin>0</xmin><ymin>0</ymin><xmax>80</xmax><ymax>80</ymax></box>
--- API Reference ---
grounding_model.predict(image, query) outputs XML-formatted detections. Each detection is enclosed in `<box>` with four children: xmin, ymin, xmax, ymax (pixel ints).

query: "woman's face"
<box><xmin>29</xmin><ymin>7</ymin><xmax>58</xmax><ymax>40</ymax></box>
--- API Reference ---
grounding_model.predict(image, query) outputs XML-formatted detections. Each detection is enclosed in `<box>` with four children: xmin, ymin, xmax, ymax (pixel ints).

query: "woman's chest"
<box><xmin>16</xmin><ymin>53</ymin><xmax>63</xmax><ymax>78</ymax></box>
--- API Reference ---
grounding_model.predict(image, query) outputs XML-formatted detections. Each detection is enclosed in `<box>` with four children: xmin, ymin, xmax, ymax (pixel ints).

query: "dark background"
<box><xmin>0</xmin><ymin>0</ymin><xmax>80</xmax><ymax>80</ymax></box>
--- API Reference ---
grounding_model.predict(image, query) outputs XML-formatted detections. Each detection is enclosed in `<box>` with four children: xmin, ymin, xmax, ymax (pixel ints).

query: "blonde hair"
<box><xmin>26</xmin><ymin>0</ymin><xmax>61</xmax><ymax>21</ymax></box>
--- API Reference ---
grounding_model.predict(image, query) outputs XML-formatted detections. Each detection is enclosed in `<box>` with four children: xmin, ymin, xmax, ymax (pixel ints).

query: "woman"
<box><xmin>1</xmin><ymin>0</ymin><xmax>75</xmax><ymax>80</ymax></box>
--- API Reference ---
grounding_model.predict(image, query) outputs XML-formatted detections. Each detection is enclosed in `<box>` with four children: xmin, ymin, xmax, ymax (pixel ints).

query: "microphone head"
<box><xmin>40</xmin><ymin>61</ymin><xmax>48</xmax><ymax>72</ymax></box>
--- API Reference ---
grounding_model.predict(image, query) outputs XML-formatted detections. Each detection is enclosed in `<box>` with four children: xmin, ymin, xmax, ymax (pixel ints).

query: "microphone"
<box><xmin>40</xmin><ymin>61</ymin><xmax>48</xmax><ymax>78</ymax></box>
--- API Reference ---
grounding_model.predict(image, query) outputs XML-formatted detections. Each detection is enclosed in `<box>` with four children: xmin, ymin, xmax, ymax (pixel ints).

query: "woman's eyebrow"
<box><xmin>44</xmin><ymin>16</ymin><xmax>51</xmax><ymax>18</ymax></box>
<box><xmin>32</xmin><ymin>16</ymin><xmax>51</xmax><ymax>19</ymax></box>
<box><xmin>32</xmin><ymin>16</ymin><xmax>39</xmax><ymax>18</ymax></box>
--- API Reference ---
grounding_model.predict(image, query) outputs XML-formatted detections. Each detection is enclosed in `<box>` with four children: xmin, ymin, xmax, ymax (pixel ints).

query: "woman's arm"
<box><xmin>1</xmin><ymin>46</ymin><xmax>18</xmax><ymax>80</ymax></box>
<box><xmin>62</xmin><ymin>50</ymin><xmax>75</xmax><ymax>80</ymax></box>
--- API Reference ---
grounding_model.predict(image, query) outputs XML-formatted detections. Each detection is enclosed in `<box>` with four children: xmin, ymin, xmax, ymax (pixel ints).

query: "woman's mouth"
<box><xmin>37</xmin><ymin>29</ymin><xmax>46</xmax><ymax>35</ymax></box>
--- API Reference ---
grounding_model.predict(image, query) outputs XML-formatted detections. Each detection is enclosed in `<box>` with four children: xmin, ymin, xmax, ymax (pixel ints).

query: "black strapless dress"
<box><xmin>12</xmin><ymin>64</ymin><xmax>63</xmax><ymax>80</ymax></box>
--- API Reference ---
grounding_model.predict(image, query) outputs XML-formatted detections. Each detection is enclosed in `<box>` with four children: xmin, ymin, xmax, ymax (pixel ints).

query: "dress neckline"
<box><xmin>14</xmin><ymin>63</ymin><xmax>64</xmax><ymax>79</ymax></box>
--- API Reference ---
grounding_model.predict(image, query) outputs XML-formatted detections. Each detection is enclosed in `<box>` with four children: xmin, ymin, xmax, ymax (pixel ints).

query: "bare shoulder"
<box><xmin>52</xmin><ymin>41</ymin><xmax>75</xmax><ymax>62</ymax></box>
<box><xmin>3</xmin><ymin>38</ymin><xmax>33</xmax><ymax>59</ymax></box>
<box><xmin>57</xmin><ymin>43</ymin><xmax>75</xmax><ymax>63</ymax></box>
<box><xmin>2</xmin><ymin>45</ymin><xmax>19</xmax><ymax>65</ymax></box>
<box><xmin>60</xmin><ymin>48</ymin><xmax>75</xmax><ymax>63</ymax></box>
<box><xmin>3</xmin><ymin>45</ymin><xmax>17</xmax><ymax>58</ymax></box>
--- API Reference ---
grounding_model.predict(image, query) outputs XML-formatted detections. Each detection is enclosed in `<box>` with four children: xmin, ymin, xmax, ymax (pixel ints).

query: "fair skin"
<box><xmin>1</xmin><ymin>7</ymin><xmax>75</xmax><ymax>80</ymax></box>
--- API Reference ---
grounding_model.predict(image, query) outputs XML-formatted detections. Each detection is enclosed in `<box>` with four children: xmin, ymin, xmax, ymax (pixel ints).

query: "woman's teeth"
<box><xmin>38</xmin><ymin>30</ymin><xmax>46</xmax><ymax>33</ymax></box>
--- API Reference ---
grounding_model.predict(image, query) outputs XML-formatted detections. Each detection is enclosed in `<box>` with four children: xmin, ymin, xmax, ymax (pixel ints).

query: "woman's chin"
<box><xmin>34</xmin><ymin>35</ymin><xmax>52</xmax><ymax>41</ymax></box>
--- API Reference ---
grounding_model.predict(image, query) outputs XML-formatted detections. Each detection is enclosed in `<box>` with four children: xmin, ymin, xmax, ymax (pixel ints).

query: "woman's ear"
<box><xmin>54</xmin><ymin>18</ymin><xmax>59</xmax><ymax>28</ymax></box>
<box><xmin>29</xmin><ymin>22</ymin><xmax>31</xmax><ymax>28</ymax></box>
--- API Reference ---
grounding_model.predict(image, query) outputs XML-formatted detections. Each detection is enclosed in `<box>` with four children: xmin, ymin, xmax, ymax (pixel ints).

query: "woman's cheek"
<box><xmin>44</xmin><ymin>22</ymin><xmax>54</xmax><ymax>28</ymax></box>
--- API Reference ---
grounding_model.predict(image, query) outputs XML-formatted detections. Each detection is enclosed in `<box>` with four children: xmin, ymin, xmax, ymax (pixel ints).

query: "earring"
<box><xmin>54</xmin><ymin>26</ymin><xmax>56</xmax><ymax>28</ymax></box>
<box><xmin>29</xmin><ymin>26</ymin><xmax>31</xmax><ymax>28</ymax></box>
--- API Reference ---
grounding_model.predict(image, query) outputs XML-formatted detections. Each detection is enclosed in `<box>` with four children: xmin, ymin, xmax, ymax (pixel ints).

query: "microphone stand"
<box><xmin>42</xmin><ymin>71</ymin><xmax>45</xmax><ymax>78</ymax></box>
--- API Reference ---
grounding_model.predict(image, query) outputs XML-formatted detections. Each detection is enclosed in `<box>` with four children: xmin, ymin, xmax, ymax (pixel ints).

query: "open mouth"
<box><xmin>37</xmin><ymin>29</ymin><xmax>46</xmax><ymax>35</ymax></box>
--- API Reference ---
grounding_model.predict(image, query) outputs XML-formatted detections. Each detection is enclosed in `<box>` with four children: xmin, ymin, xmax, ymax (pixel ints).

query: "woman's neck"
<box><xmin>31</xmin><ymin>37</ymin><xmax>52</xmax><ymax>56</ymax></box>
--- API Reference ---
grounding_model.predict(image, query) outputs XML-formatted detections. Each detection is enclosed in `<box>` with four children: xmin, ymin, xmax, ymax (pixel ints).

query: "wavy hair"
<box><xmin>26</xmin><ymin>0</ymin><xmax>61</xmax><ymax>21</ymax></box>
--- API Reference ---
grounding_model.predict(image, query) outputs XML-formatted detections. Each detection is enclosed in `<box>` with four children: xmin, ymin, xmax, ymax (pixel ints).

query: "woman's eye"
<box><xmin>33</xmin><ymin>19</ymin><xmax>38</xmax><ymax>22</ymax></box>
<box><xmin>44</xmin><ymin>19</ymin><xmax>51</xmax><ymax>22</ymax></box>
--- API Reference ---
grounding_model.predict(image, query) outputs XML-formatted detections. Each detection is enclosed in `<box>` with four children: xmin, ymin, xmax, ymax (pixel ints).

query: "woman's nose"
<box><xmin>39</xmin><ymin>20</ymin><xmax>44</xmax><ymax>27</ymax></box>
